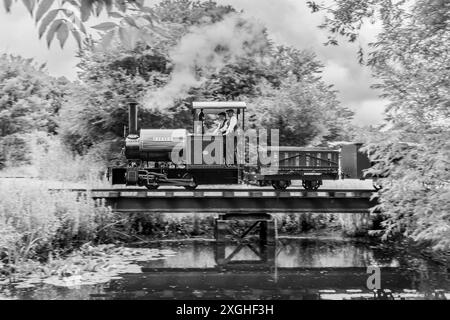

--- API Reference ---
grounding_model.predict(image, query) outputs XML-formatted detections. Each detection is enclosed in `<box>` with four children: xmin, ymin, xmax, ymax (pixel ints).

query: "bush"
<box><xmin>0</xmin><ymin>131</ymin><xmax>111</xmax><ymax>185</ymax></box>
<box><xmin>337</xmin><ymin>213</ymin><xmax>372</xmax><ymax>237</ymax></box>
<box><xmin>119</xmin><ymin>213</ymin><xmax>216</xmax><ymax>239</ymax></box>
<box><xmin>0</xmin><ymin>134</ymin><xmax>30</xmax><ymax>169</ymax></box>
<box><xmin>29</xmin><ymin>131</ymin><xmax>109</xmax><ymax>184</ymax></box>
<box><xmin>275</xmin><ymin>213</ymin><xmax>334</xmax><ymax>233</ymax></box>
<box><xmin>0</xmin><ymin>181</ymin><xmax>116</xmax><ymax>268</ymax></box>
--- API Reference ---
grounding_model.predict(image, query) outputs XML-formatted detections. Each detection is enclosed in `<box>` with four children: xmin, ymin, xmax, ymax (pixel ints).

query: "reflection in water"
<box><xmin>7</xmin><ymin>239</ymin><xmax>450</xmax><ymax>300</ymax></box>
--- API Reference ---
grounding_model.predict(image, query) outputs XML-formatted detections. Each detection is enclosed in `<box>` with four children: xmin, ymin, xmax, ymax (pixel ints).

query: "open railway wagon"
<box><xmin>244</xmin><ymin>146</ymin><xmax>341</xmax><ymax>190</ymax></box>
<box><xmin>108</xmin><ymin>101</ymin><xmax>371</xmax><ymax>191</ymax></box>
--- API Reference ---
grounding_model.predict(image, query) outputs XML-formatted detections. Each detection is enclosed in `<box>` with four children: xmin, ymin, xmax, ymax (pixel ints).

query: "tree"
<box><xmin>0</xmin><ymin>54</ymin><xmax>70</xmax><ymax>168</ymax></box>
<box><xmin>247</xmin><ymin>76</ymin><xmax>353</xmax><ymax>147</ymax></box>
<box><xmin>309</xmin><ymin>0</ymin><xmax>450</xmax><ymax>250</ymax></box>
<box><xmin>58</xmin><ymin>43</ymin><xmax>179</xmax><ymax>160</ymax></box>
<box><xmin>154</xmin><ymin>0</ymin><xmax>235</xmax><ymax>25</ymax></box>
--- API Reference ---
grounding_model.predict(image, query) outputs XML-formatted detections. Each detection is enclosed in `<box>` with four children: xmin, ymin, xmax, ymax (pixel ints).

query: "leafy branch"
<box><xmin>3</xmin><ymin>0</ymin><xmax>168</xmax><ymax>50</ymax></box>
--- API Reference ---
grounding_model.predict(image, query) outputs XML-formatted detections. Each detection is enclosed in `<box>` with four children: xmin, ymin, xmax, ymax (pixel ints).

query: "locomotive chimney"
<box><xmin>128</xmin><ymin>101</ymin><xmax>138</xmax><ymax>136</ymax></box>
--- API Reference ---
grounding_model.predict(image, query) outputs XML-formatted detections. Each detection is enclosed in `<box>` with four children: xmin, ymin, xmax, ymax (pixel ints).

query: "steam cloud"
<box><xmin>143</xmin><ymin>14</ymin><xmax>267</xmax><ymax>110</ymax></box>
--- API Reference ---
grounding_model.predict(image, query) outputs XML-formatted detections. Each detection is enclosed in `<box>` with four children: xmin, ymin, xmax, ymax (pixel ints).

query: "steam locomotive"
<box><xmin>108</xmin><ymin>101</ymin><xmax>371</xmax><ymax>191</ymax></box>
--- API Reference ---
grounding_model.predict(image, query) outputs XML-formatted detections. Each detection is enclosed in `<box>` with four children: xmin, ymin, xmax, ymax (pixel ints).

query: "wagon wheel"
<box><xmin>302</xmin><ymin>180</ymin><xmax>321</xmax><ymax>191</ymax></box>
<box><xmin>272</xmin><ymin>180</ymin><xmax>290</xmax><ymax>190</ymax></box>
<box><xmin>183</xmin><ymin>173</ymin><xmax>198</xmax><ymax>190</ymax></box>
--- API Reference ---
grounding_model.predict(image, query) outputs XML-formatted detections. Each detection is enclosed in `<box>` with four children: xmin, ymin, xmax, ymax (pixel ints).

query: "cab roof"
<box><xmin>192</xmin><ymin>101</ymin><xmax>247</xmax><ymax>110</ymax></box>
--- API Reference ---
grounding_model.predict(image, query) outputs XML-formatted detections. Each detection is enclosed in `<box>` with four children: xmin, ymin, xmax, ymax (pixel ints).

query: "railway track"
<box><xmin>48</xmin><ymin>187</ymin><xmax>375</xmax><ymax>194</ymax></box>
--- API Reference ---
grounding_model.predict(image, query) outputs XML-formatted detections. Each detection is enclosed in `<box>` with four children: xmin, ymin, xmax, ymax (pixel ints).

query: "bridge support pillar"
<box><xmin>214</xmin><ymin>214</ymin><xmax>276</xmax><ymax>244</ymax></box>
<box><xmin>259</xmin><ymin>219</ymin><xmax>277</xmax><ymax>245</ymax></box>
<box><xmin>215</xmin><ymin>219</ymin><xmax>229</xmax><ymax>243</ymax></box>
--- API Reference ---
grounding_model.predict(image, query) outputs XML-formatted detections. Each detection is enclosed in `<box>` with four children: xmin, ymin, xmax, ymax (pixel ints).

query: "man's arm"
<box><xmin>220</xmin><ymin>121</ymin><xmax>228</xmax><ymax>134</ymax></box>
<box><xmin>225</xmin><ymin>116</ymin><xmax>237</xmax><ymax>135</ymax></box>
<box><xmin>212</xmin><ymin>122</ymin><xmax>220</xmax><ymax>135</ymax></box>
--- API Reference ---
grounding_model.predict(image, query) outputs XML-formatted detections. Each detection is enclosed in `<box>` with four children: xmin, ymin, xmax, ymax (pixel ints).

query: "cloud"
<box><xmin>349</xmin><ymin>99</ymin><xmax>388</xmax><ymax>125</ymax></box>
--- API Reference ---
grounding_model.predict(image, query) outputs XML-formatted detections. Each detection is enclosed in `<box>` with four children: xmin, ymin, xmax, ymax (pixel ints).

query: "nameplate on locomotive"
<box><xmin>152</xmin><ymin>137</ymin><xmax>173</xmax><ymax>142</ymax></box>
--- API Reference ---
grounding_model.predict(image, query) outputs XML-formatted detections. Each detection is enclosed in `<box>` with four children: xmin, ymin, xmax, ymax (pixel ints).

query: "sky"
<box><xmin>0</xmin><ymin>0</ymin><xmax>387</xmax><ymax>125</ymax></box>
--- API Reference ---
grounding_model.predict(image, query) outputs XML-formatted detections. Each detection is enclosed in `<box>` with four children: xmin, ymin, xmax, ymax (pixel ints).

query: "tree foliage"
<box><xmin>243</xmin><ymin>47</ymin><xmax>353</xmax><ymax>146</ymax></box>
<box><xmin>58</xmin><ymin>44</ymin><xmax>187</xmax><ymax>161</ymax></box>
<box><xmin>248</xmin><ymin>76</ymin><xmax>353</xmax><ymax>147</ymax></box>
<box><xmin>0</xmin><ymin>54</ymin><xmax>70</xmax><ymax>168</ymax></box>
<box><xmin>4</xmin><ymin>0</ymin><xmax>167</xmax><ymax>49</ymax></box>
<box><xmin>311</xmin><ymin>0</ymin><xmax>450</xmax><ymax>250</ymax></box>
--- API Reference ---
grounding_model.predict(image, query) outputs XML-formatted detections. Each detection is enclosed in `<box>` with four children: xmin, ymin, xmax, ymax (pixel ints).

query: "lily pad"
<box><xmin>6</xmin><ymin>245</ymin><xmax>177</xmax><ymax>289</ymax></box>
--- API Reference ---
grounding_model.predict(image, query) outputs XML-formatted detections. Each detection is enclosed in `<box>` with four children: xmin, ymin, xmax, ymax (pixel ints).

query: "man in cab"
<box><xmin>213</xmin><ymin>112</ymin><xmax>228</xmax><ymax>135</ymax></box>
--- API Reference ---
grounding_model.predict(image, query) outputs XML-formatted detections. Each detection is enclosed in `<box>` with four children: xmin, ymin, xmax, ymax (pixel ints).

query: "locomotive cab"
<box><xmin>188</xmin><ymin>101</ymin><xmax>246</xmax><ymax>167</ymax></box>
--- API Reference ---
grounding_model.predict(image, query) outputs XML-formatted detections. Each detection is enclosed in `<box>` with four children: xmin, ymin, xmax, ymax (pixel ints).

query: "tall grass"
<box><xmin>29</xmin><ymin>132</ymin><xmax>109</xmax><ymax>185</ymax></box>
<box><xmin>0</xmin><ymin>181</ymin><xmax>116</xmax><ymax>270</ymax></box>
<box><xmin>274</xmin><ymin>213</ymin><xmax>335</xmax><ymax>233</ymax></box>
<box><xmin>0</xmin><ymin>131</ymin><xmax>110</xmax><ymax>187</ymax></box>
<box><xmin>337</xmin><ymin>213</ymin><xmax>372</xmax><ymax>237</ymax></box>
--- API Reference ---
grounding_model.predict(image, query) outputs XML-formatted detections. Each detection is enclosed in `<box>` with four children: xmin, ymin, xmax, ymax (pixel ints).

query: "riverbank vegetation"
<box><xmin>0</xmin><ymin>182</ymin><xmax>116</xmax><ymax>269</ymax></box>
<box><xmin>308</xmin><ymin>0</ymin><xmax>450</xmax><ymax>252</ymax></box>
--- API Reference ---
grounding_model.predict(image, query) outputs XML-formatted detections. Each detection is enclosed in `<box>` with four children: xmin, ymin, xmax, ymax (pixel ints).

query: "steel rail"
<box><xmin>48</xmin><ymin>187</ymin><xmax>376</xmax><ymax>193</ymax></box>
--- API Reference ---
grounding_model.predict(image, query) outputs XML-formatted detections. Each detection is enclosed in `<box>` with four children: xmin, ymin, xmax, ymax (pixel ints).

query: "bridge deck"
<box><xmin>50</xmin><ymin>188</ymin><xmax>378</xmax><ymax>214</ymax></box>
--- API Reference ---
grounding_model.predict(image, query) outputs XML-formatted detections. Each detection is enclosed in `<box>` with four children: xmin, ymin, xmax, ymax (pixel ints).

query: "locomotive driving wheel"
<box><xmin>183</xmin><ymin>173</ymin><xmax>198</xmax><ymax>190</ymax></box>
<box><xmin>302</xmin><ymin>180</ymin><xmax>321</xmax><ymax>191</ymax></box>
<box><xmin>271</xmin><ymin>180</ymin><xmax>291</xmax><ymax>190</ymax></box>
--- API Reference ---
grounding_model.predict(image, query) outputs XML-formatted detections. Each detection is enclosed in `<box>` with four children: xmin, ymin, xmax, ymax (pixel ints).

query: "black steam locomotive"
<box><xmin>108</xmin><ymin>101</ymin><xmax>371</xmax><ymax>191</ymax></box>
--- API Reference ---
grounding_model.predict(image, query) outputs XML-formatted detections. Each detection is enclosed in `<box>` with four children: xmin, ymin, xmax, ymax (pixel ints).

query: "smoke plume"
<box><xmin>143</xmin><ymin>13</ymin><xmax>267</xmax><ymax>110</ymax></box>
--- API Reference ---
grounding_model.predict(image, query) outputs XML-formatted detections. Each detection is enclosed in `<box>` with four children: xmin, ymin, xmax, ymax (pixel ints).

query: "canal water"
<box><xmin>5</xmin><ymin>238</ymin><xmax>450</xmax><ymax>300</ymax></box>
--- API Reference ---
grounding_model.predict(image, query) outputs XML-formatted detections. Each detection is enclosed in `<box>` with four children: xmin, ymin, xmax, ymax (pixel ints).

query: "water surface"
<box><xmin>5</xmin><ymin>238</ymin><xmax>449</xmax><ymax>300</ymax></box>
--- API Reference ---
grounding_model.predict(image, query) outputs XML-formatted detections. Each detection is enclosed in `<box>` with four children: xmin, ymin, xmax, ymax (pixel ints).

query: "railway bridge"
<box><xmin>52</xmin><ymin>187</ymin><xmax>378</xmax><ymax>244</ymax></box>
